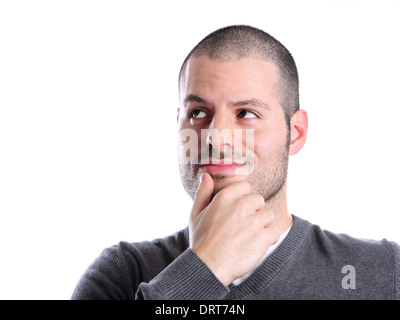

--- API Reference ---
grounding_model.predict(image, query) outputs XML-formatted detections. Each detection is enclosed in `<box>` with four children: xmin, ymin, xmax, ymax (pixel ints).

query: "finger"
<box><xmin>269</xmin><ymin>226</ymin><xmax>282</xmax><ymax>244</ymax></box>
<box><xmin>249</xmin><ymin>210</ymin><xmax>281</xmax><ymax>245</ymax></box>
<box><xmin>213</xmin><ymin>180</ymin><xmax>252</xmax><ymax>203</ymax></box>
<box><xmin>254</xmin><ymin>208</ymin><xmax>275</xmax><ymax>228</ymax></box>
<box><xmin>240</xmin><ymin>193</ymin><xmax>265</xmax><ymax>212</ymax></box>
<box><xmin>262</xmin><ymin>226</ymin><xmax>282</xmax><ymax>246</ymax></box>
<box><xmin>191</xmin><ymin>172</ymin><xmax>214</xmax><ymax>217</ymax></box>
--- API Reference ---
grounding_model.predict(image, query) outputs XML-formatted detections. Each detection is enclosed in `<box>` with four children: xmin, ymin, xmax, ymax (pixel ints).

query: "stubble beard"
<box><xmin>178</xmin><ymin>129</ymin><xmax>290</xmax><ymax>204</ymax></box>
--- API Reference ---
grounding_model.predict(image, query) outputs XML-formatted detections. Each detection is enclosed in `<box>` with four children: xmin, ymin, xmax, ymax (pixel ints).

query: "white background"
<box><xmin>0</xmin><ymin>0</ymin><xmax>399</xmax><ymax>299</ymax></box>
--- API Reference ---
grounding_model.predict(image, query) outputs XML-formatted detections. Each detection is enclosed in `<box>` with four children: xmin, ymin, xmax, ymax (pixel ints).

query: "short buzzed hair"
<box><xmin>178</xmin><ymin>25</ymin><xmax>299</xmax><ymax>126</ymax></box>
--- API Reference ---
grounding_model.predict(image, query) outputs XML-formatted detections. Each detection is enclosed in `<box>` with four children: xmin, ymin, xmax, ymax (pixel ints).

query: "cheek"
<box><xmin>252</xmin><ymin>129</ymin><xmax>286</xmax><ymax>161</ymax></box>
<box><xmin>177</xmin><ymin>126</ymin><xmax>205</xmax><ymax>164</ymax></box>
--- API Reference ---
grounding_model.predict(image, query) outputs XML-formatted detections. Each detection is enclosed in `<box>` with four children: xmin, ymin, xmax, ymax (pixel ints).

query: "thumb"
<box><xmin>191</xmin><ymin>172</ymin><xmax>214</xmax><ymax>217</ymax></box>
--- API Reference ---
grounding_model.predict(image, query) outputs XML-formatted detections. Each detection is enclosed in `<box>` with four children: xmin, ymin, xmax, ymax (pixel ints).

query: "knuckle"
<box><xmin>257</xmin><ymin>193</ymin><xmax>266</xmax><ymax>204</ymax></box>
<box><xmin>234</xmin><ymin>181</ymin><xmax>252</xmax><ymax>194</ymax></box>
<box><xmin>241</xmin><ymin>181</ymin><xmax>252</xmax><ymax>193</ymax></box>
<box><xmin>265</xmin><ymin>211</ymin><xmax>275</xmax><ymax>225</ymax></box>
<box><xmin>236</xmin><ymin>197</ymin><xmax>250</xmax><ymax>213</ymax></box>
<box><xmin>214</xmin><ymin>188</ymin><xmax>230</xmax><ymax>203</ymax></box>
<box><xmin>254</xmin><ymin>194</ymin><xmax>265</xmax><ymax>208</ymax></box>
<box><xmin>246</xmin><ymin>214</ymin><xmax>262</xmax><ymax>231</ymax></box>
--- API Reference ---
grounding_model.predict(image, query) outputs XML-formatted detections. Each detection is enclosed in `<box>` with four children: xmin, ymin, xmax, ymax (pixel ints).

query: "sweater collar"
<box><xmin>226</xmin><ymin>215</ymin><xmax>311</xmax><ymax>299</ymax></box>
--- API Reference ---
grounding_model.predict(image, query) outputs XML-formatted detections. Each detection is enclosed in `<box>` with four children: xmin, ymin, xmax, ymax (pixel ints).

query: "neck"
<box><xmin>265</xmin><ymin>181</ymin><xmax>293</xmax><ymax>233</ymax></box>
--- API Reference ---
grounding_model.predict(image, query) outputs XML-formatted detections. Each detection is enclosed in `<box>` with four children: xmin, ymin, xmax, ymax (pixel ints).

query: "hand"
<box><xmin>189</xmin><ymin>172</ymin><xmax>281</xmax><ymax>286</ymax></box>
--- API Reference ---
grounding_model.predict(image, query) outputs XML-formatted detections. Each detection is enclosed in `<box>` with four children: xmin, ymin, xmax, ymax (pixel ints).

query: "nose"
<box><xmin>205</xmin><ymin>112</ymin><xmax>234</xmax><ymax>151</ymax></box>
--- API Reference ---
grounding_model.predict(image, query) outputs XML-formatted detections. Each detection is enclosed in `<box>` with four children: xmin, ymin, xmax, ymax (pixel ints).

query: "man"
<box><xmin>71</xmin><ymin>25</ymin><xmax>400</xmax><ymax>300</ymax></box>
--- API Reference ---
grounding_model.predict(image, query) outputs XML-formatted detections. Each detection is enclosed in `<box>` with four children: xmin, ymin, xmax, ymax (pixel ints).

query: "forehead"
<box><xmin>180</xmin><ymin>56</ymin><xmax>280</xmax><ymax>102</ymax></box>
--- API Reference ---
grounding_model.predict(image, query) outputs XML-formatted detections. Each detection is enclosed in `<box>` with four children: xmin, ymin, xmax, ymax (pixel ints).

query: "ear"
<box><xmin>289</xmin><ymin>109</ymin><xmax>308</xmax><ymax>155</ymax></box>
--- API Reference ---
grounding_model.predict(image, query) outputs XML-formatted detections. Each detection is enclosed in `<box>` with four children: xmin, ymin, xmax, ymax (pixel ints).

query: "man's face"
<box><xmin>177</xmin><ymin>56</ymin><xmax>290</xmax><ymax>201</ymax></box>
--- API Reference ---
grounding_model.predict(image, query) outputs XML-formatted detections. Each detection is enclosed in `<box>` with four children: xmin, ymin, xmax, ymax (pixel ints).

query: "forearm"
<box><xmin>136</xmin><ymin>248</ymin><xmax>230</xmax><ymax>300</ymax></box>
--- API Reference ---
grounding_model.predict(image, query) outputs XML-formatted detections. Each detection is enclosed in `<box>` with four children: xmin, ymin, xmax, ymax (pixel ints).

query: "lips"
<box><xmin>198</xmin><ymin>161</ymin><xmax>244</xmax><ymax>174</ymax></box>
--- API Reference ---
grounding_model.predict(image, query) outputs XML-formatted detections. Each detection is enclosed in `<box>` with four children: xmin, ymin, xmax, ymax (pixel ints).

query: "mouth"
<box><xmin>198</xmin><ymin>161</ymin><xmax>245</xmax><ymax>174</ymax></box>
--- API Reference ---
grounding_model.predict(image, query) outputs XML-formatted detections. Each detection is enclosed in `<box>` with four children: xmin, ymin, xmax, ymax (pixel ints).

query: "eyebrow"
<box><xmin>232</xmin><ymin>98</ymin><xmax>271</xmax><ymax>110</ymax></box>
<box><xmin>183</xmin><ymin>94</ymin><xmax>271</xmax><ymax>111</ymax></box>
<box><xmin>183</xmin><ymin>94</ymin><xmax>208</xmax><ymax>107</ymax></box>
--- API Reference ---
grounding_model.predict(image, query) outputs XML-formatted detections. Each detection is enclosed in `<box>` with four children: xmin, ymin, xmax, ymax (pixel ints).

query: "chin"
<box><xmin>210</xmin><ymin>174</ymin><xmax>248</xmax><ymax>196</ymax></box>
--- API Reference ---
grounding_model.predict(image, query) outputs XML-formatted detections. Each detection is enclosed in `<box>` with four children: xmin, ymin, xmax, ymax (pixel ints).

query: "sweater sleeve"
<box><xmin>71</xmin><ymin>246</ymin><xmax>133</xmax><ymax>300</ymax></box>
<box><xmin>71</xmin><ymin>244</ymin><xmax>230</xmax><ymax>300</ymax></box>
<box><xmin>389</xmin><ymin>241</ymin><xmax>400</xmax><ymax>300</ymax></box>
<box><xmin>136</xmin><ymin>248</ymin><xmax>230</xmax><ymax>300</ymax></box>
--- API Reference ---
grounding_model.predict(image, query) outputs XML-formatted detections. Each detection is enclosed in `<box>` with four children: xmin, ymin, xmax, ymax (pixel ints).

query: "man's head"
<box><xmin>177</xmin><ymin>25</ymin><xmax>308</xmax><ymax>205</ymax></box>
<box><xmin>179</xmin><ymin>25</ymin><xmax>300</xmax><ymax>126</ymax></box>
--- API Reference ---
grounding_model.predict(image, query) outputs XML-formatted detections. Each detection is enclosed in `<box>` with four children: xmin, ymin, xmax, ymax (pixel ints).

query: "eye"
<box><xmin>237</xmin><ymin>110</ymin><xmax>258</xmax><ymax>119</ymax></box>
<box><xmin>189</xmin><ymin>109</ymin><xmax>207</xmax><ymax>119</ymax></box>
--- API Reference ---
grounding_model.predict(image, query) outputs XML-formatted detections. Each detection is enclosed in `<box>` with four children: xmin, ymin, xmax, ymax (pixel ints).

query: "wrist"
<box><xmin>195</xmin><ymin>249</ymin><xmax>233</xmax><ymax>286</ymax></box>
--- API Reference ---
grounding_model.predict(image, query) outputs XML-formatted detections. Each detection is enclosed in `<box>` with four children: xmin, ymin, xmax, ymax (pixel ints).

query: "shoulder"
<box><xmin>71</xmin><ymin>228</ymin><xmax>189</xmax><ymax>300</ymax></box>
<box><xmin>293</xmin><ymin>216</ymin><xmax>400</xmax><ymax>299</ymax></box>
<box><xmin>293</xmin><ymin>215</ymin><xmax>395</xmax><ymax>255</ymax></box>
<box><xmin>113</xmin><ymin>228</ymin><xmax>189</xmax><ymax>270</ymax></box>
<box><xmin>292</xmin><ymin>215</ymin><xmax>398</xmax><ymax>268</ymax></box>
<box><xmin>107</xmin><ymin>227</ymin><xmax>189</xmax><ymax>277</ymax></box>
<box><xmin>306</xmin><ymin>218</ymin><xmax>400</xmax><ymax>298</ymax></box>
<box><xmin>125</xmin><ymin>227</ymin><xmax>189</xmax><ymax>256</ymax></box>
<box><xmin>303</xmin><ymin>218</ymin><xmax>395</xmax><ymax>256</ymax></box>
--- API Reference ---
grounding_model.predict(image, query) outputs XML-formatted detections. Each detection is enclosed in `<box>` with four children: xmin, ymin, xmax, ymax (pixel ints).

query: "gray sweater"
<box><xmin>71</xmin><ymin>215</ymin><xmax>400</xmax><ymax>299</ymax></box>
